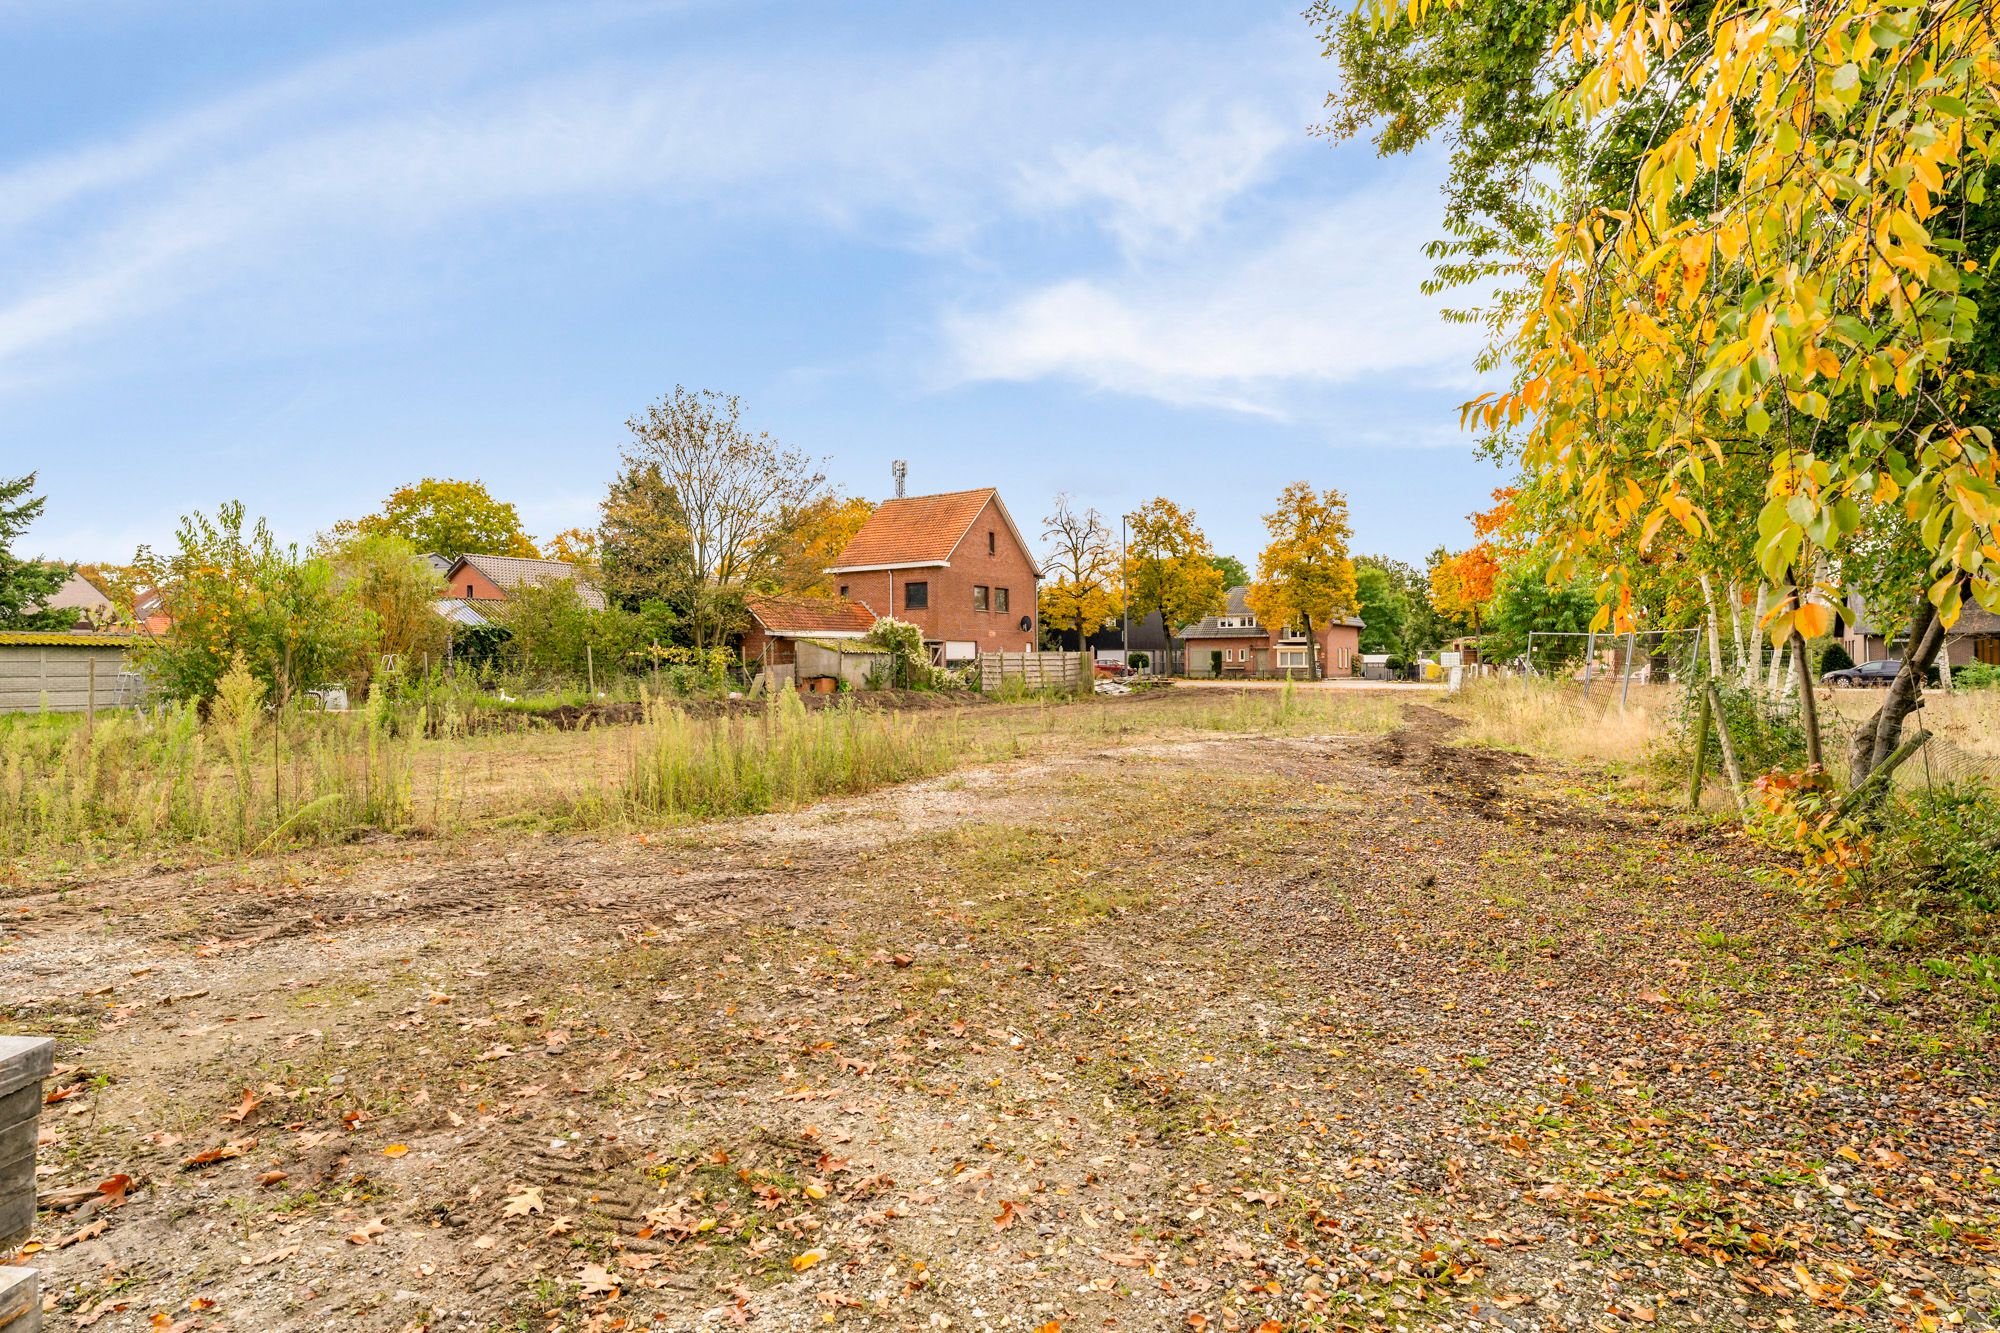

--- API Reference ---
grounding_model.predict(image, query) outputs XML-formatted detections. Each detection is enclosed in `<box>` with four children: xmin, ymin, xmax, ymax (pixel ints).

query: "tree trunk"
<box><xmin>1304</xmin><ymin>612</ymin><xmax>1319</xmax><ymax>681</ymax></box>
<box><xmin>1850</xmin><ymin>592</ymin><xmax>1951</xmax><ymax>783</ymax></box>
<box><xmin>1737</xmin><ymin>583</ymin><xmax>1760</xmax><ymax>686</ymax></box>
<box><xmin>1699</xmin><ymin>574</ymin><xmax>1725</xmax><ymax>678</ymax></box>
<box><xmin>1791</xmin><ymin>628</ymin><xmax>1822</xmax><ymax>769</ymax></box>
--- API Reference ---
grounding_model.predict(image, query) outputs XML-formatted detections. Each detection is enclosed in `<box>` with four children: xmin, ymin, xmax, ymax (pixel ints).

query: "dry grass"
<box><xmin>1440</xmin><ymin>676</ymin><xmax>1671</xmax><ymax>771</ymax></box>
<box><xmin>1824</xmin><ymin>686</ymin><xmax>2000</xmax><ymax>764</ymax></box>
<box><xmin>2</xmin><ymin>685</ymin><xmax>1401</xmax><ymax>879</ymax></box>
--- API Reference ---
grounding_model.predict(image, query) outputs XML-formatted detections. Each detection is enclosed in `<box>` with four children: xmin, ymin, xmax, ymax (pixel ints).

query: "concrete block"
<box><xmin>0</xmin><ymin>1039</ymin><xmax>49</xmax><ymax>1256</ymax></box>
<box><xmin>0</xmin><ymin>1041</ymin><xmax>51</xmax><ymax>1103</ymax></box>
<box><xmin>0</xmin><ymin>1266</ymin><xmax>36</xmax><ymax>1331</ymax></box>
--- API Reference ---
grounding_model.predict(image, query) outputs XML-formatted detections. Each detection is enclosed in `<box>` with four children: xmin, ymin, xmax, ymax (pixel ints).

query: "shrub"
<box><xmin>1818</xmin><ymin>640</ymin><xmax>1855</xmax><ymax>675</ymax></box>
<box><xmin>1209</xmin><ymin>650</ymin><xmax>1223</xmax><ymax>676</ymax></box>
<box><xmin>137</xmin><ymin>502</ymin><xmax>374</xmax><ymax>708</ymax></box>
<box><xmin>865</xmin><ymin>617</ymin><xmax>941</xmax><ymax>690</ymax></box>
<box><xmin>1952</xmin><ymin>662</ymin><xmax>2000</xmax><ymax>690</ymax></box>
<box><xmin>1882</xmin><ymin>781</ymin><xmax>2000</xmax><ymax>913</ymax></box>
<box><xmin>1129</xmin><ymin>652</ymin><xmax>1150</xmax><ymax>671</ymax></box>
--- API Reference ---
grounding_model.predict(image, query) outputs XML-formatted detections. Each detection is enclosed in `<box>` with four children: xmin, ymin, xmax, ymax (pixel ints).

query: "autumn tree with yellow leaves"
<box><xmin>1124</xmin><ymin>498</ymin><xmax>1227</xmax><ymax>669</ymax></box>
<box><xmin>1247</xmin><ymin>483</ymin><xmax>1360</xmax><ymax>681</ymax></box>
<box><xmin>1374</xmin><ymin>0</ymin><xmax>2000</xmax><ymax>777</ymax></box>
<box><xmin>1038</xmin><ymin>495</ymin><xmax>1122</xmax><ymax>649</ymax></box>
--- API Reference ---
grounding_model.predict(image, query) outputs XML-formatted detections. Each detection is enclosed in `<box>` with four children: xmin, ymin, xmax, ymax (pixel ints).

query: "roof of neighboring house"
<box><xmin>1847</xmin><ymin>592</ymin><xmax>2000</xmax><ymax>639</ymax></box>
<box><xmin>40</xmin><ymin>569</ymin><xmax>115</xmax><ymax>613</ymax></box>
<box><xmin>1954</xmin><ymin>605</ymin><xmax>2000</xmax><ymax>635</ymax></box>
<box><xmin>746</xmin><ymin>595</ymin><xmax>878</xmax><ymax>637</ymax></box>
<box><xmin>828</xmin><ymin>488</ymin><xmax>1039</xmax><ymax>574</ymax></box>
<box><xmin>448</xmin><ymin>554</ymin><xmax>606</xmax><ymax>611</ymax></box>
<box><xmin>0</xmin><ymin>630</ymin><xmax>144</xmax><ymax>647</ymax></box>
<box><xmin>1176</xmin><ymin>585</ymin><xmax>1363</xmax><ymax>640</ymax></box>
<box><xmin>421</xmin><ymin>553</ymin><xmax>453</xmax><ymax>574</ymax></box>
<box><xmin>434</xmin><ymin>598</ymin><xmax>497</xmax><ymax>627</ymax></box>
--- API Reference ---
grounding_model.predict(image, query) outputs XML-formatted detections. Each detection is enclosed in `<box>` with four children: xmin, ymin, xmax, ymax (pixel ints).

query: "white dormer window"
<box><xmin>1216</xmin><ymin>616</ymin><xmax>1257</xmax><ymax>629</ymax></box>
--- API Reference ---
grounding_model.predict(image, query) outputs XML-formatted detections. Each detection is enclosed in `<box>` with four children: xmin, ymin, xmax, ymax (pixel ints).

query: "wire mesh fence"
<box><xmin>1513</xmin><ymin>625</ymin><xmax>2000</xmax><ymax>793</ymax></box>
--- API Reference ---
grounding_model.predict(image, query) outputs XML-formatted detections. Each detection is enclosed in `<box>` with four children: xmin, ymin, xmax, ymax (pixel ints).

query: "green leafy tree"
<box><xmin>497</xmin><ymin>578</ymin><xmax>641</xmax><ymax>679</ymax></box>
<box><xmin>138</xmin><ymin>503</ymin><xmax>373</xmax><ymax>707</ymax></box>
<box><xmin>597</xmin><ymin>458</ymin><xmax>696</xmax><ymax>619</ymax></box>
<box><xmin>334</xmin><ymin>478</ymin><xmax>539</xmax><ymax>560</ymax></box>
<box><xmin>1208</xmin><ymin>554</ymin><xmax>1250</xmax><ymax>589</ymax></box>
<box><xmin>1487</xmin><ymin>559</ymin><xmax>1597</xmax><ymax>671</ymax></box>
<box><xmin>330</xmin><ymin>532</ymin><xmax>448</xmax><ymax>685</ymax></box>
<box><xmin>1353</xmin><ymin>559</ymin><xmax>1410</xmax><ymax>657</ymax></box>
<box><xmin>0</xmin><ymin>474</ymin><xmax>72</xmax><ymax>629</ymax></box>
<box><xmin>1358</xmin><ymin>555</ymin><xmax>1448</xmax><ymax>657</ymax></box>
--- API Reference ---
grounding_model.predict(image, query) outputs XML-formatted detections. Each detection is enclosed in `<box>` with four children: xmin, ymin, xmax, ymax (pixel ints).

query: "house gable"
<box><xmin>445</xmin><ymin>554</ymin><xmax>605</xmax><ymax>610</ymax></box>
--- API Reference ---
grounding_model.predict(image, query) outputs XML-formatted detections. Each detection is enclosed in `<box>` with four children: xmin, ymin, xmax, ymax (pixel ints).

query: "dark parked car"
<box><xmin>1821</xmin><ymin>658</ymin><xmax>1908</xmax><ymax>687</ymax></box>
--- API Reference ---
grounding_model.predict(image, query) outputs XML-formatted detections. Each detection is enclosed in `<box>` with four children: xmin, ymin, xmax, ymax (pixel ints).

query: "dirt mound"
<box><xmin>1371</xmin><ymin>704</ymin><xmax>1529</xmax><ymax>815</ymax></box>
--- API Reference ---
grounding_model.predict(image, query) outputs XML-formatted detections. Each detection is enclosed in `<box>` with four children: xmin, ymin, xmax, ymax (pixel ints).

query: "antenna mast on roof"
<box><xmin>891</xmin><ymin>460</ymin><xmax>907</xmax><ymax>499</ymax></box>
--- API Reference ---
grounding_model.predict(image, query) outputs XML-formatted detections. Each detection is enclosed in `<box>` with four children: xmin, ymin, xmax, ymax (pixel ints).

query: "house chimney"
<box><xmin>891</xmin><ymin>460</ymin><xmax>907</xmax><ymax>499</ymax></box>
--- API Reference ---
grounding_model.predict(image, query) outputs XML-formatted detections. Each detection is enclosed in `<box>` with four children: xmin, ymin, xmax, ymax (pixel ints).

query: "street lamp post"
<box><xmin>1121</xmin><ymin>512</ymin><xmax>1131</xmax><ymax>667</ymax></box>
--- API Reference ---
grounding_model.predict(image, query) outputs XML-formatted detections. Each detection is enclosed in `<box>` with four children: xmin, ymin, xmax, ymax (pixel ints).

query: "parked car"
<box><xmin>1821</xmin><ymin>658</ymin><xmax>1908</xmax><ymax>688</ymax></box>
<box><xmin>1093</xmin><ymin>660</ymin><xmax>1138</xmax><ymax>679</ymax></box>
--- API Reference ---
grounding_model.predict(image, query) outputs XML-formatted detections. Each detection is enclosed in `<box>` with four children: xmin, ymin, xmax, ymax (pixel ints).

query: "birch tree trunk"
<box><xmin>1741</xmin><ymin>585</ymin><xmax>1766</xmax><ymax>688</ymax></box>
<box><xmin>1699</xmin><ymin>574</ymin><xmax>1725</xmax><ymax>678</ymax></box>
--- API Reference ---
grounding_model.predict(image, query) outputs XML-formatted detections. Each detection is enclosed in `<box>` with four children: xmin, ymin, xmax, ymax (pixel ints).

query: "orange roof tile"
<box><xmin>746</xmin><ymin>595</ymin><xmax>878</xmax><ymax>636</ymax></box>
<box><xmin>829</xmin><ymin>488</ymin><xmax>998</xmax><ymax>571</ymax></box>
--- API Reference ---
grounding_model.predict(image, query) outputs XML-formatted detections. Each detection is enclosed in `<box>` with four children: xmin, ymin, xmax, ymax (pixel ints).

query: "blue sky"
<box><xmin>4</xmin><ymin>0</ymin><xmax>1506</xmax><ymax>570</ymax></box>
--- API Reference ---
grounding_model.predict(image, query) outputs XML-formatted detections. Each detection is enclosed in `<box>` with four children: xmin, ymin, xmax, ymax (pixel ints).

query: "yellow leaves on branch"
<box><xmin>1440</xmin><ymin>0</ymin><xmax>2000</xmax><ymax>625</ymax></box>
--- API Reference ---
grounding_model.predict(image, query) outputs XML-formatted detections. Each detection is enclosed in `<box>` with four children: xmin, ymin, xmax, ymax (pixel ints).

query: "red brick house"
<box><xmin>825</xmin><ymin>488</ymin><xmax>1039</xmax><ymax>663</ymax></box>
<box><xmin>442</xmin><ymin>554</ymin><xmax>605</xmax><ymax>611</ymax></box>
<box><xmin>1177</xmin><ymin>586</ymin><xmax>1364</xmax><ymax>678</ymax></box>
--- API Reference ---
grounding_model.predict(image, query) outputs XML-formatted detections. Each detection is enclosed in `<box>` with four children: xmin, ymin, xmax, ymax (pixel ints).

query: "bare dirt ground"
<box><xmin>7</xmin><ymin>704</ymin><xmax>1998</xmax><ymax>1332</ymax></box>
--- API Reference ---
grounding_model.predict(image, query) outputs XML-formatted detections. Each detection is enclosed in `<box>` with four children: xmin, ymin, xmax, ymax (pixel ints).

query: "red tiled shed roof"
<box><xmin>746</xmin><ymin>595</ymin><xmax>878</xmax><ymax>636</ymax></box>
<box><xmin>829</xmin><ymin>489</ymin><xmax>997</xmax><ymax>571</ymax></box>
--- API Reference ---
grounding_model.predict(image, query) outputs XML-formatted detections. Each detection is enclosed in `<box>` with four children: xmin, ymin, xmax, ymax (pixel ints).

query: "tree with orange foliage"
<box><xmin>1429</xmin><ymin>490</ymin><xmax>1512</xmax><ymax>654</ymax></box>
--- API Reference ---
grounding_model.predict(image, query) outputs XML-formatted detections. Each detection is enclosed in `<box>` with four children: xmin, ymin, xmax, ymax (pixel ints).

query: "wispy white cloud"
<box><xmin>0</xmin><ymin>12</ymin><xmax>1324</xmax><ymax>382</ymax></box>
<box><xmin>1013</xmin><ymin>102</ymin><xmax>1297</xmax><ymax>255</ymax></box>
<box><xmin>941</xmin><ymin>174</ymin><xmax>1483</xmax><ymax>418</ymax></box>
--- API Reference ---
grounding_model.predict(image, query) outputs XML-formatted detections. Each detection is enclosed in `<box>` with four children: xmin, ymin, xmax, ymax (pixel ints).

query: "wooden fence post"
<box><xmin>1705</xmin><ymin>682</ymin><xmax>1750</xmax><ymax>823</ymax></box>
<box><xmin>1687</xmin><ymin>687</ymin><xmax>1712</xmax><ymax>810</ymax></box>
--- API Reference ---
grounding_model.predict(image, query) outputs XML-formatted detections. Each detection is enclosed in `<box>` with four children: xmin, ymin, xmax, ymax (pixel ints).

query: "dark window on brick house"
<box><xmin>994</xmin><ymin>587</ymin><xmax>1009</xmax><ymax>613</ymax></box>
<box><xmin>904</xmin><ymin>581</ymin><xmax>928</xmax><ymax>610</ymax></box>
<box><xmin>838</xmin><ymin>584</ymin><xmax>848</xmax><ymax>597</ymax></box>
<box><xmin>972</xmin><ymin>585</ymin><xmax>989</xmax><ymax>611</ymax></box>
<box><xmin>988</xmin><ymin>530</ymin><xmax>996</xmax><ymax>554</ymax></box>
